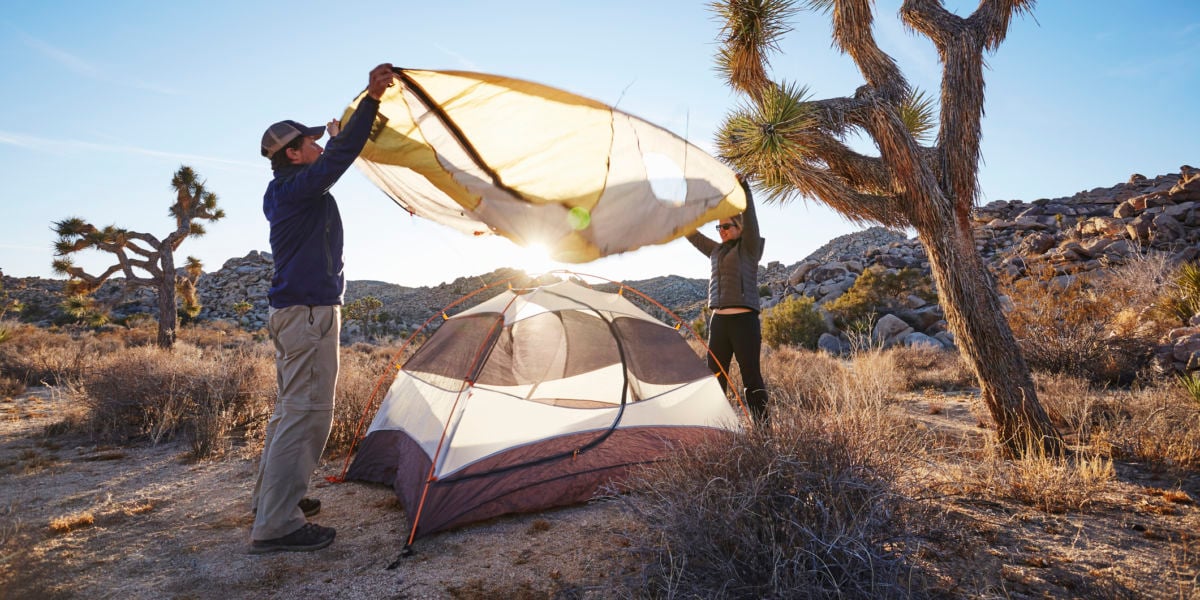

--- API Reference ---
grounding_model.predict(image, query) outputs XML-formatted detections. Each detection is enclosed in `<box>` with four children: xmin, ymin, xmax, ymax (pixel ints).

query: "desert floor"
<box><xmin>3</xmin><ymin>387</ymin><xmax>1200</xmax><ymax>599</ymax></box>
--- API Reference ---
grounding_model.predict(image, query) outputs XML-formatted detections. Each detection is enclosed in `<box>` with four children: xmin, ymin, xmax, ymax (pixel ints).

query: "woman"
<box><xmin>685</xmin><ymin>177</ymin><xmax>769</xmax><ymax>422</ymax></box>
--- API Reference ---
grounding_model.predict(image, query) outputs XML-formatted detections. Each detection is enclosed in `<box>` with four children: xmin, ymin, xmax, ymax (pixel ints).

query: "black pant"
<box><xmin>708</xmin><ymin>312</ymin><xmax>769</xmax><ymax>421</ymax></box>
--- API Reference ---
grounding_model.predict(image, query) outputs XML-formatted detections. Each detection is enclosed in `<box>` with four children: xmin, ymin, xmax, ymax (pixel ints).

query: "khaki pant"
<box><xmin>251</xmin><ymin>305</ymin><xmax>340</xmax><ymax>541</ymax></box>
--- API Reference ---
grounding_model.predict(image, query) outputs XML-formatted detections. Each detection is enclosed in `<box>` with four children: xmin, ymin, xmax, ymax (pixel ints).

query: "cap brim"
<box><xmin>301</xmin><ymin>125</ymin><xmax>326</xmax><ymax>140</ymax></box>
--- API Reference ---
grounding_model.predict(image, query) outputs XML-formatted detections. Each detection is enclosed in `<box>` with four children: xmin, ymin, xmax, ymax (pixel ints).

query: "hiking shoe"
<box><xmin>249</xmin><ymin>523</ymin><xmax>336</xmax><ymax>554</ymax></box>
<box><xmin>252</xmin><ymin>497</ymin><xmax>321</xmax><ymax>518</ymax></box>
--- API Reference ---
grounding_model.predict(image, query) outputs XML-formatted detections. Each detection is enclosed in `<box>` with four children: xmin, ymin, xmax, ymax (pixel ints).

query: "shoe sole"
<box><xmin>248</xmin><ymin>534</ymin><xmax>335</xmax><ymax>555</ymax></box>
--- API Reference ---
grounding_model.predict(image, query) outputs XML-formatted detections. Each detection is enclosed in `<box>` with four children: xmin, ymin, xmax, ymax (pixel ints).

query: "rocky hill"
<box><xmin>4</xmin><ymin>167</ymin><xmax>1197</xmax><ymax>353</ymax></box>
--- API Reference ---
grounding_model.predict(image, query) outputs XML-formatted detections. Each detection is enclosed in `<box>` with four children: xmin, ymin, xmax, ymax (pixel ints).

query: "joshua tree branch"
<box><xmin>900</xmin><ymin>0</ymin><xmax>962</xmax><ymax>48</ymax></box>
<box><xmin>830</xmin><ymin>0</ymin><xmax>908</xmax><ymax>100</ymax></box>
<box><xmin>971</xmin><ymin>0</ymin><xmax>1036</xmax><ymax>51</ymax></box>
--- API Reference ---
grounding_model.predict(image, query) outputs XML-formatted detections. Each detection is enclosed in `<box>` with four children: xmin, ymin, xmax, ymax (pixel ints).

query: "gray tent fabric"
<box><xmin>346</xmin><ymin>280</ymin><xmax>741</xmax><ymax>542</ymax></box>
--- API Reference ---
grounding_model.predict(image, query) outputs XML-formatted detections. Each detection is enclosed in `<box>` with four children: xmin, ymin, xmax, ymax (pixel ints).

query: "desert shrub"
<box><xmin>689</xmin><ymin>306</ymin><xmax>711</xmax><ymax>341</ymax></box>
<box><xmin>0</xmin><ymin>374</ymin><xmax>25</xmax><ymax>398</ymax></box>
<box><xmin>0</xmin><ymin>324</ymin><xmax>112</xmax><ymax>385</ymax></box>
<box><xmin>765</xmin><ymin>345</ymin><xmax>905</xmax><ymax>413</ymax></box>
<box><xmin>617</xmin><ymin>379</ymin><xmax>931</xmax><ymax>598</ymax></box>
<box><xmin>1151</xmin><ymin>259</ymin><xmax>1200</xmax><ymax>325</ymax></box>
<box><xmin>1091</xmin><ymin>382</ymin><xmax>1200</xmax><ymax>469</ymax></box>
<box><xmin>1002</xmin><ymin>263</ymin><xmax>1166</xmax><ymax>385</ymax></box>
<box><xmin>326</xmin><ymin>343</ymin><xmax>407</xmax><ymax>458</ymax></box>
<box><xmin>825</xmin><ymin>266</ymin><xmax>935</xmax><ymax>329</ymax></box>
<box><xmin>890</xmin><ymin>345</ymin><xmax>975</xmax><ymax>391</ymax></box>
<box><xmin>78</xmin><ymin>343</ymin><xmax>274</xmax><ymax>458</ymax></box>
<box><xmin>761</xmin><ymin>294</ymin><xmax>826</xmax><ymax>349</ymax></box>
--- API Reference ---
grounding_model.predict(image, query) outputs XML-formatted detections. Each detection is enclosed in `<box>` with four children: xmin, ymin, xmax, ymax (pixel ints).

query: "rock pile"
<box><xmin>775</xmin><ymin>167</ymin><xmax>1200</xmax><ymax>366</ymax></box>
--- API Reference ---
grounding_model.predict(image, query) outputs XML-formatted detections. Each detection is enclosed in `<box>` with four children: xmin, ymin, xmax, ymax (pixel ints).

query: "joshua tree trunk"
<box><xmin>156</xmin><ymin>256</ymin><xmax>178</xmax><ymax>349</ymax></box>
<box><xmin>917</xmin><ymin>207</ymin><xmax>1062</xmax><ymax>455</ymax></box>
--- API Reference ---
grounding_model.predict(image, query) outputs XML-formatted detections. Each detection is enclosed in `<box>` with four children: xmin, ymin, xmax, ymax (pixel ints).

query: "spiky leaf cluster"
<box><xmin>899</xmin><ymin>89</ymin><xmax>937</xmax><ymax>144</ymax></box>
<box><xmin>718</xmin><ymin>82</ymin><xmax>820</xmax><ymax>197</ymax></box>
<box><xmin>712</xmin><ymin>0</ymin><xmax>799</xmax><ymax>97</ymax></box>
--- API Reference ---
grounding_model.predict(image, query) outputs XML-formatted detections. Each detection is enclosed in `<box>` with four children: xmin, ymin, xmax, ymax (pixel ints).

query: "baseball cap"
<box><xmin>261</xmin><ymin>120</ymin><xmax>326</xmax><ymax>158</ymax></box>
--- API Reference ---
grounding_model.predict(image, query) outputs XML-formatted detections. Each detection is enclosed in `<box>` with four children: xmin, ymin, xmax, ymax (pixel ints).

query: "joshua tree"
<box><xmin>232</xmin><ymin>299</ymin><xmax>254</xmax><ymax>322</ymax></box>
<box><xmin>713</xmin><ymin>0</ymin><xmax>1062</xmax><ymax>456</ymax></box>
<box><xmin>343</xmin><ymin>295</ymin><xmax>384</xmax><ymax>340</ymax></box>
<box><xmin>52</xmin><ymin>166</ymin><xmax>224</xmax><ymax>348</ymax></box>
<box><xmin>0</xmin><ymin>275</ymin><xmax>22</xmax><ymax>345</ymax></box>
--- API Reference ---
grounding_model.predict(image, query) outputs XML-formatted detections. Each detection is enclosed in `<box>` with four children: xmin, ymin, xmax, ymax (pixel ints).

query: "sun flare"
<box><xmin>517</xmin><ymin>242</ymin><xmax>567</xmax><ymax>276</ymax></box>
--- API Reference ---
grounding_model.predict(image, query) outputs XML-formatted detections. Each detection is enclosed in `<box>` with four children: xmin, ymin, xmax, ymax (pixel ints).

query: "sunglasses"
<box><xmin>716</xmin><ymin>223</ymin><xmax>738</xmax><ymax>231</ymax></box>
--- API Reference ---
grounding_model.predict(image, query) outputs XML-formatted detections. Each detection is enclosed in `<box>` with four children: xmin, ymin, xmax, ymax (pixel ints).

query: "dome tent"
<box><xmin>346</xmin><ymin>279</ymin><xmax>742</xmax><ymax>548</ymax></box>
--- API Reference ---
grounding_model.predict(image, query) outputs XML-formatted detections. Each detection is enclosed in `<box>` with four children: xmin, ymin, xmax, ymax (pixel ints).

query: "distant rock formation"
<box><xmin>6</xmin><ymin>167</ymin><xmax>1200</xmax><ymax>371</ymax></box>
<box><xmin>775</xmin><ymin>166</ymin><xmax>1200</xmax><ymax>361</ymax></box>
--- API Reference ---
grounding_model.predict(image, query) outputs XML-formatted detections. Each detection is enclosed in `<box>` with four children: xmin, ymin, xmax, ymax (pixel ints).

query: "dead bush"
<box><xmin>326</xmin><ymin>345</ymin><xmax>402</xmax><ymax>458</ymax></box>
<box><xmin>1092</xmin><ymin>382</ymin><xmax>1200</xmax><ymax>469</ymax></box>
<box><xmin>1003</xmin><ymin>261</ymin><xmax>1171</xmax><ymax>385</ymax></box>
<box><xmin>78</xmin><ymin>343</ymin><xmax>274</xmax><ymax>458</ymax></box>
<box><xmin>890</xmin><ymin>346</ymin><xmax>976</xmax><ymax>392</ymax></box>
<box><xmin>616</xmin><ymin>391</ymin><xmax>933</xmax><ymax>598</ymax></box>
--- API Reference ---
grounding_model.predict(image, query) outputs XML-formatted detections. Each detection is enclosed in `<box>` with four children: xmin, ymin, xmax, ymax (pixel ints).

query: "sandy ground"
<box><xmin>4</xmin><ymin>387</ymin><xmax>1200</xmax><ymax>599</ymax></box>
<box><xmin>0</xmin><ymin>388</ymin><xmax>638</xmax><ymax>599</ymax></box>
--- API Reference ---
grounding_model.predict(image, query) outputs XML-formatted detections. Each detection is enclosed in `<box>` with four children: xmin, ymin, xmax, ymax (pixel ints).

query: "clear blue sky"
<box><xmin>1</xmin><ymin>1</ymin><xmax>1196</xmax><ymax>287</ymax></box>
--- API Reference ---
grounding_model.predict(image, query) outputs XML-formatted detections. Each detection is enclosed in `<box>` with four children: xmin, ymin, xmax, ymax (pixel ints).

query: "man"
<box><xmin>249</xmin><ymin>63</ymin><xmax>395</xmax><ymax>554</ymax></box>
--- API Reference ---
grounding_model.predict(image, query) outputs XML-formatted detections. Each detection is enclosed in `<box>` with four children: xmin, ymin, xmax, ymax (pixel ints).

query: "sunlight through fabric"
<box><xmin>344</xmin><ymin>69</ymin><xmax>746</xmax><ymax>263</ymax></box>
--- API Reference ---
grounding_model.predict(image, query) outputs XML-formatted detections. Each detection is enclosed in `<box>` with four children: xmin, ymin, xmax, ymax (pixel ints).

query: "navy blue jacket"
<box><xmin>263</xmin><ymin>96</ymin><xmax>380</xmax><ymax>309</ymax></box>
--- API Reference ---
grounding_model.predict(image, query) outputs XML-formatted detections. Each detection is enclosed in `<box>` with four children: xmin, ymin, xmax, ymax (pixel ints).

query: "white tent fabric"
<box><xmin>344</xmin><ymin>69</ymin><xmax>746</xmax><ymax>263</ymax></box>
<box><xmin>347</xmin><ymin>280</ymin><xmax>742</xmax><ymax>542</ymax></box>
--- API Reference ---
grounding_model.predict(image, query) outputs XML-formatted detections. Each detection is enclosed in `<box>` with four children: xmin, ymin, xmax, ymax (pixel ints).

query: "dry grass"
<box><xmin>765</xmin><ymin>345</ymin><xmax>907</xmax><ymax>412</ymax></box>
<box><xmin>890</xmin><ymin>345</ymin><xmax>976</xmax><ymax>392</ymax></box>
<box><xmin>0</xmin><ymin>323</ymin><xmax>416</xmax><ymax>464</ymax></box>
<box><xmin>48</xmin><ymin>511</ymin><xmax>95</xmax><ymax>534</ymax></box>
<box><xmin>1002</xmin><ymin>259</ymin><xmax>1174</xmax><ymax>385</ymax></box>
<box><xmin>1092</xmin><ymin>383</ymin><xmax>1200</xmax><ymax>469</ymax></box>
<box><xmin>616</xmin><ymin>346</ymin><xmax>938</xmax><ymax>598</ymax></box>
<box><xmin>1026</xmin><ymin>371</ymin><xmax>1200</xmax><ymax>470</ymax></box>
<box><xmin>6</xmin><ymin>315</ymin><xmax>1200</xmax><ymax>597</ymax></box>
<box><xmin>0</xmin><ymin>374</ymin><xmax>25</xmax><ymax>398</ymax></box>
<box><xmin>326</xmin><ymin>342</ymin><xmax>406</xmax><ymax>459</ymax></box>
<box><xmin>0</xmin><ymin>324</ymin><xmax>115</xmax><ymax>386</ymax></box>
<box><xmin>77</xmin><ymin>343</ymin><xmax>275</xmax><ymax>459</ymax></box>
<box><xmin>934</xmin><ymin>441</ymin><xmax>1116</xmax><ymax>514</ymax></box>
